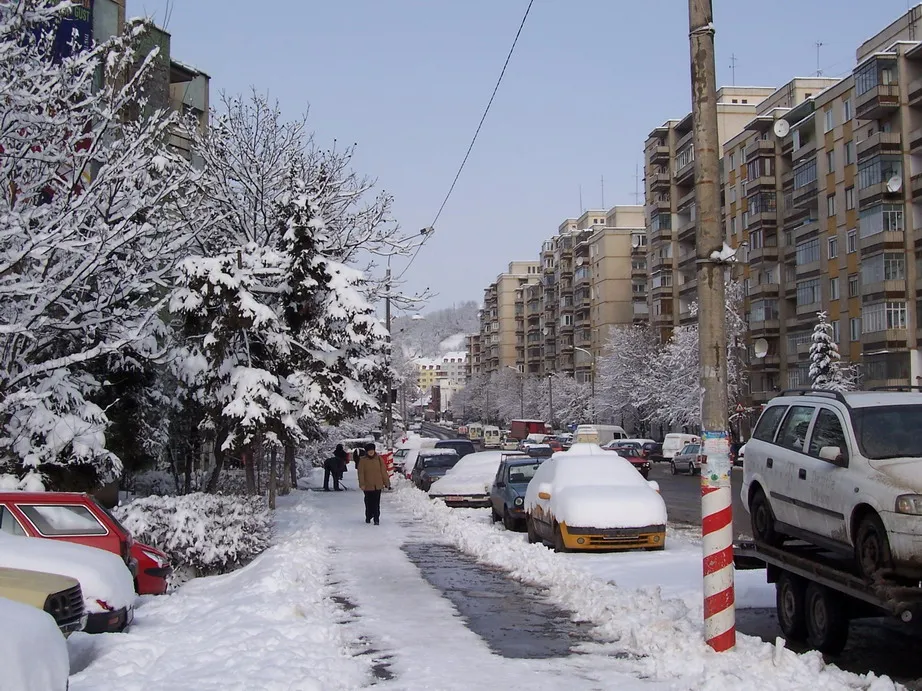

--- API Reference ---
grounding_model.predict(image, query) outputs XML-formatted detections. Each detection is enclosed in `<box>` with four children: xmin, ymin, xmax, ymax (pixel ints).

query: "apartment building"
<box><xmin>466</xmin><ymin>333</ymin><xmax>482</xmax><ymax>378</ymax></box>
<box><xmin>415</xmin><ymin>352</ymin><xmax>468</xmax><ymax>406</ymax></box>
<box><xmin>644</xmin><ymin>87</ymin><xmax>776</xmax><ymax>342</ymax></box>
<box><xmin>477</xmin><ymin>261</ymin><xmax>541</xmax><ymax>377</ymax></box>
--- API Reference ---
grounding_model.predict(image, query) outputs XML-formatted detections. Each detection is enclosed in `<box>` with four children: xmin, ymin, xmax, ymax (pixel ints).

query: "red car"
<box><xmin>0</xmin><ymin>492</ymin><xmax>171</xmax><ymax>595</ymax></box>
<box><xmin>603</xmin><ymin>441</ymin><xmax>652</xmax><ymax>479</ymax></box>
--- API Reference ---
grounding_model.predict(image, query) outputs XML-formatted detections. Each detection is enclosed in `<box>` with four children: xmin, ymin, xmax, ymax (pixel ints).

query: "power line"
<box><xmin>394</xmin><ymin>0</ymin><xmax>535</xmax><ymax>282</ymax></box>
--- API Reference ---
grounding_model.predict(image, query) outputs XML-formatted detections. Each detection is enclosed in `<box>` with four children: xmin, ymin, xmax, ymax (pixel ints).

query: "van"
<box><xmin>573</xmin><ymin>424</ymin><xmax>627</xmax><ymax>445</ymax></box>
<box><xmin>662</xmin><ymin>433</ymin><xmax>700</xmax><ymax>459</ymax></box>
<box><xmin>483</xmin><ymin>425</ymin><xmax>501</xmax><ymax>448</ymax></box>
<box><xmin>467</xmin><ymin>423</ymin><xmax>484</xmax><ymax>442</ymax></box>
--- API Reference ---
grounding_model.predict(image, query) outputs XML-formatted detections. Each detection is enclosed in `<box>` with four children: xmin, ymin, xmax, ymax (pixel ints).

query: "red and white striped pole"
<box><xmin>702</xmin><ymin>432</ymin><xmax>735</xmax><ymax>651</ymax></box>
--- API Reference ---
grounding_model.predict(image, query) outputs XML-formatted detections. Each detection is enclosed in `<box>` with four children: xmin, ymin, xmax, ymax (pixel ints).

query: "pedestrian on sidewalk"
<box><xmin>357</xmin><ymin>442</ymin><xmax>390</xmax><ymax>525</ymax></box>
<box><xmin>322</xmin><ymin>443</ymin><xmax>349</xmax><ymax>491</ymax></box>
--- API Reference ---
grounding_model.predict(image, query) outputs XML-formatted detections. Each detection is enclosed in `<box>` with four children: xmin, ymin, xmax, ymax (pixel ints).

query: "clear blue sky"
<box><xmin>138</xmin><ymin>0</ymin><xmax>913</xmax><ymax>310</ymax></box>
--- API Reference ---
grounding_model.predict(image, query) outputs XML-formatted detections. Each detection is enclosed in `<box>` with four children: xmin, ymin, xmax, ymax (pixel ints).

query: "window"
<box><xmin>796</xmin><ymin>238</ymin><xmax>820</xmax><ymax>266</ymax></box>
<box><xmin>776</xmin><ymin>405</ymin><xmax>816</xmax><ymax>453</ymax></box>
<box><xmin>560</xmin><ymin>314</ymin><xmax>573</xmax><ymax>327</ymax></box>
<box><xmin>848</xmin><ymin>273</ymin><xmax>859</xmax><ymax>297</ymax></box>
<box><xmin>747</xmin><ymin>157</ymin><xmax>773</xmax><ymax>180</ymax></box>
<box><xmin>750</xmin><ymin>298</ymin><xmax>779</xmax><ymax>322</ymax></box>
<box><xmin>676</xmin><ymin>145</ymin><xmax>694</xmax><ymax>171</ymax></box>
<box><xmin>748</xmin><ymin>191</ymin><xmax>777</xmax><ymax>215</ymax></box>
<box><xmin>845</xmin><ymin>186</ymin><xmax>854</xmax><ymax>211</ymax></box>
<box><xmin>843</xmin><ymin>99</ymin><xmax>852</xmax><ymax>122</ymax></box>
<box><xmin>845</xmin><ymin>140</ymin><xmax>855</xmax><ymax>165</ymax></box>
<box><xmin>809</xmin><ymin>409</ymin><xmax>848</xmax><ymax>459</ymax></box>
<box><xmin>832</xmin><ymin>320</ymin><xmax>841</xmax><ymax>343</ymax></box>
<box><xmin>0</xmin><ymin>507</ymin><xmax>26</xmax><ymax>536</ymax></box>
<box><xmin>862</xmin><ymin>301</ymin><xmax>908</xmax><ymax>333</ymax></box>
<box><xmin>796</xmin><ymin>278</ymin><xmax>821</xmax><ymax>306</ymax></box>
<box><xmin>730</xmin><ymin>216</ymin><xmax>737</xmax><ymax>235</ymax></box>
<box><xmin>632</xmin><ymin>233</ymin><xmax>647</xmax><ymax>247</ymax></box>
<box><xmin>651</xmin><ymin>212</ymin><xmax>671</xmax><ymax>231</ymax></box>
<box><xmin>824</xmin><ymin>108</ymin><xmax>834</xmax><ymax>132</ymax></box>
<box><xmin>847</xmin><ymin>229</ymin><xmax>857</xmax><ymax>253</ymax></box>
<box><xmin>829</xmin><ymin>276</ymin><xmax>840</xmax><ymax>300</ymax></box>
<box><xmin>861</xmin><ymin>252</ymin><xmax>906</xmax><ymax>284</ymax></box>
<box><xmin>787</xmin><ymin>330</ymin><xmax>812</xmax><ymax>351</ymax></box>
<box><xmin>753</xmin><ymin>405</ymin><xmax>787</xmax><ymax>442</ymax></box>
<box><xmin>651</xmin><ymin>271</ymin><xmax>673</xmax><ymax>289</ymax></box>
<box><xmin>859</xmin><ymin>203</ymin><xmax>904</xmax><ymax>238</ymax></box>
<box><xmin>857</xmin><ymin>155</ymin><xmax>901</xmax><ymax>191</ymax></box>
<box><xmin>729</xmin><ymin>152</ymin><xmax>735</xmax><ymax>169</ymax></box>
<box><xmin>850</xmin><ymin>317</ymin><xmax>861</xmax><ymax>341</ymax></box>
<box><xmin>827</xmin><ymin>236</ymin><xmax>838</xmax><ymax>259</ymax></box>
<box><xmin>18</xmin><ymin>504</ymin><xmax>107</xmax><ymax>536</ymax></box>
<box><xmin>827</xmin><ymin>194</ymin><xmax>836</xmax><ymax>217</ymax></box>
<box><xmin>793</xmin><ymin>158</ymin><xmax>818</xmax><ymax>189</ymax></box>
<box><xmin>826</xmin><ymin>150</ymin><xmax>836</xmax><ymax>173</ymax></box>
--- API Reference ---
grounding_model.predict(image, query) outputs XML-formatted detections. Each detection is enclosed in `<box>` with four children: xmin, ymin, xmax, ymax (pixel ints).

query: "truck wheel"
<box><xmin>804</xmin><ymin>583</ymin><xmax>849</xmax><ymax>655</ymax></box>
<box><xmin>750</xmin><ymin>487</ymin><xmax>783</xmax><ymax>547</ymax></box>
<box><xmin>526</xmin><ymin>517</ymin><xmax>540</xmax><ymax>544</ymax></box>
<box><xmin>855</xmin><ymin>512</ymin><xmax>893</xmax><ymax>580</ymax></box>
<box><xmin>502</xmin><ymin>508</ymin><xmax>516</xmax><ymax>531</ymax></box>
<box><xmin>776</xmin><ymin>573</ymin><xmax>807</xmax><ymax>642</ymax></box>
<box><xmin>553</xmin><ymin>524</ymin><xmax>569</xmax><ymax>553</ymax></box>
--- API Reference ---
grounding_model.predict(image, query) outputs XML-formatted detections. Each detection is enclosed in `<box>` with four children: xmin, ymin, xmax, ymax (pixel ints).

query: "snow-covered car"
<box><xmin>743</xmin><ymin>389</ymin><xmax>922</xmax><ymax>580</ymax></box>
<box><xmin>0</xmin><ymin>533</ymin><xmax>136</xmax><ymax>633</ymax></box>
<box><xmin>428</xmin><ymin>450</ymin><xmax>524</xmax><ymax>508</ymax></box>
<box><xmin>0</xmin><ymin>567</ymin><xmax>86</xmax><ymax>636</ymax></box>
<box><xmin>525</xmin><ymin>452</ymin><xmax>667</xmax><ymax>552</ymax></box>
<box><xmin>0</xmin><ymin>597</ymin><xmax>70</xmax><ymax>691</ymax></box>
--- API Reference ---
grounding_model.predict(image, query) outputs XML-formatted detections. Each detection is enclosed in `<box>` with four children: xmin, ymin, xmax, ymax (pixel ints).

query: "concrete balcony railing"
<box><xmin>856</xmin><ymin>84</ymin><xmax>900</xmax><ymax>121</ymax></box>
<box><xmin>857</xmin><ymin>131</ymin><xmax>902</xmax><ymax>159</ymax></box>
<box><xmin>745</xmin><ymin>138</ymin><xmax>775</xmax><ymax>161</ymax></box>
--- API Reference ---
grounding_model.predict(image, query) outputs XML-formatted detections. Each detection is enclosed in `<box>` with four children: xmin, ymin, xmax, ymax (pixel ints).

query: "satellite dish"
<box><xmin>772</xmin><ymin>119</ymin><xmax>790</xmax><ymax>138</ymax></box>
<box><xmin>887</xmin><ymin>175</ymin><xmax>903</xmax><ymax>193</ymax></box>
<box><xmin>753</xmin><ymin>338</ymin><xmax>769</xmax><ymax>359</ymax></box>
<box><xmin>575</xmin><ymin>257</ymin><xmax>584</xmax><ymax>266</ymax></box>
<box><xmin>631</xmin><ymin>235</ymin><xmax>644</xmax><ymax>249</ymax></box>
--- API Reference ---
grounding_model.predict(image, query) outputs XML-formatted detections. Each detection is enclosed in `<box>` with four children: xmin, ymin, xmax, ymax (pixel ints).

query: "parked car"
<box><xmin>662</xmin><ymin>433</ymin><xmax>700</xmax><ymax>460</ymax></box>
<box><xmin>434</xmin><ymin>438</ymin><xmax>476</xmax><ymax>459</ymax></box>
<box><xmin>0</xmin><ymin>597</ymin><xmax>70</xmax><ymax>691</ymax></box>
<box><xmin>603</xmin><ymin>441</ymin><xmax>653</xmax><ymax>479</ymax></box>
<box><xmin>0</xmin><ymin>533</ymin><xmax>136</xmax><ymax>633</ymax></box>
<box><xmin>525</xmin><ymin>451</ymin><xmax>666</xmax><ymax>552</ymax></box>
<box><xmin>742</xmin><ymin>388</ymin><xmax>922</xmax><ymax>580</ymax></box>
<box><xmin>490</xmin><ymin>456</ymin><xmax>544</xmax><ymax>530</ymax></box>
<box><xmin>544</xmin><ymin>438</ymin><xmax>563</xmax><ymax>453</ymax></box>
<box><xmin>731</xmin><ymin>442</ymin><xmax>746</xmax><ymax>467</ymax></box>
<box><xmin>0</xmin><ymin>491</ymin><xmax>171</xmax><ymax>595</ymax></box>
<box><xmin>429</xmin><ymin>451</ymin><xmax>523</xmax><ymax>508</ymax></box>
<box><xmin>411</xmin><ymin>449</ymin><xmax>460</xmax><ymax>491</ymax></box>
<box><xmin>671</xmin><ymin>443</ymin><xmax>705</xmax><ymax>475</ymax></box>
<box><xmin>0</xmin><ymin>567</ymin><xmax>86</xmax><ymax>635</ymax></box>
<box><xmin>642</xmin><ymin>441</ymin><xmax>665</xmax><ymax>462</ymax></box>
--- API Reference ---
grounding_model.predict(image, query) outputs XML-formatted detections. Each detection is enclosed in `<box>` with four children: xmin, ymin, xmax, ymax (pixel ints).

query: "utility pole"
<box><xmin>689</xmin><ymin>0</ymin><xmax>734</xmax><ymax>653</ymax></box>
<box><xmin>384</xmin><ymin>260</ymin><xmax>394</xmax><ymax>450</ymax></box>
<box><xmin>547</xmin><ymin>373</ymin><xmax>553</xmax><ymax>430</ymax></box>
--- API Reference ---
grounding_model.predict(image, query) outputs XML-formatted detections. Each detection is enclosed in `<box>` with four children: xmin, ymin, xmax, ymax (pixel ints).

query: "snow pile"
<box><xmin>0</xmin><ymin>534</ymin><xmax>136</xmax><ymax>613</ymax></box>
<box><xmin>0</xmin><ymin>598</ymin><xmax>70</xmax><ymax>691</ymax></box>
<box><xmin>428</xmin><ymin>450</ymin><xmax>506</xmax><ymax>497</ymax></box>
<box><xmin>113</xmin><ymin>493</ymin><xmax>270</xmax><ymax>576</ymax></box>
<box><xmin>392</xmin><ymin>486</ymin><xmax>897</xmax><ymax>690</ymax></box>
<box><xmin>69</xmin><ymin>492</ymin><xmax>371</xmax><ymax>691</ymax></box>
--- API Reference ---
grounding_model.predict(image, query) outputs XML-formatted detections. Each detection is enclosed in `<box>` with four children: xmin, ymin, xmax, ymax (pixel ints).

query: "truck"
<box><xmin>733</xmin><ymin>539</ymin><xmax>922</xmax><ymax>654</ymax></box>
<box><xmin>509</xmin><ymin>419</ymin><xmax>549</xmax><ymax>442</ymax></box>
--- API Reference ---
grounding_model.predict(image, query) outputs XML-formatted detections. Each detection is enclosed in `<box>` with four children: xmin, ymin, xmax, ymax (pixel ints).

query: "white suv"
<box><xmin>742</xmin><ymin>389</ymin><xmax>922</xmax><ymax>580</ymax></box>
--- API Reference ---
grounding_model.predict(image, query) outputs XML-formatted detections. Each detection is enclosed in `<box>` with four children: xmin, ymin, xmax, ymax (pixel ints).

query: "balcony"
<box><xmin>674</xmin><ymin>158</ymin><xmax>695</xmax><ymax>187</ymax></box>
<box><xmin>861</xmin><ymin>279</ymin><xmax>908</xmax><ymax>299</ymax></box>
<box><xmin>653</xmin><ymin>311</ymin><xmax>674</xmax><ymax>325</ymax></box>
<box><xmin>794</xmin><ymin>217</ymin><xmax>819</xmax><ymax>241</ymax></box>
<box><xmin>650</xmin><ymin>172</ymin><xmax>671</xmax><ymax>191</ymax></box>
<box><xmin>859</xmin><ymin>179</ymin><xmax>905</xmax><ymax>204</ymax></box>
<box><xmin>651</xmin><ymin>145</ymin><xmax>670</xmax><ymax>164</ymax></box>
<box><xmin>859</xmin><ymin>229</ymin><xmax>904</xmax><ymax>253</ymax></box>
<box><xmin>677</xmin><ymin>216</ymin><xmax>697</xmax><ymax>242</ymax></box>
<box><xmin>857</xmin><ymin>132</ymin><xmax>902</xmax><ymax>160</ymax></box>
<box><xmin>856</xmin><ymin>84</ymin><xmax>900</xmax><ymax>121</ymax></box>
<box><xmin>679</xmin><ymin>278</ymin><xmax>698</xmax><ymax>296</ymax></box>
<box><xmin>747</xmin><ymin>209</ymin><xmax>778</xmax><ymax>230</ymax></box>
<box><xmin>649</xmin><ymin>198</ymin><xmax>671</xmax><ymax>214</ymax></box>
<box><xmin>747</xmin><ymin>244</ymin><xmax>779</xmax><ymax>264</ymax></box>
<box><xmin>861</xmin><ymin>329</ymin><xmax>909</xmax><ymax>348</ymax></box>
<box><xmin>792</xmin><ymin>181</ymin><xmax>817</xmax><ymax>208</ymax></box>
<box><xmin>749</xmin><ymin>282</ymin><xmax>780</xmax><ymax>298</ymax></box>
<box><xmin>745</xmin><ymin>138</ymin><xmax>775</xmax><ymax>161</ymax></box>
<box><xmin>913</xmin><ymin>173</ymin><xmax>922</xmax><ymax>199</ymax></box>
<box><xmin>651</xmin><ymin>282</ymin><xmax>675</xmax><ymax>298</ymax></box>
<box><xmin>795</xmin><ymin>259</ymin><xmax>820</xmax><ymax>277</ymax></box>
<box><xmin>796</xmin><ymin>301</ymin><xmax>822</xmax><ymax>317</ymax></box>
<box><xmin>746</xmin><ymin>175</ymin><xmax>776</xmax><ymax>192</ymax></box>
<box><xmin>678</xmin><ymin>251</ymin><xmax>696</xmax><ymax>271</ymax></box>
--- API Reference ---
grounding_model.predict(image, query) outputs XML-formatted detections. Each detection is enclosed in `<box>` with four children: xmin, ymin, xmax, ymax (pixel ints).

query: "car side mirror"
<box><xmin>819</xmin><ymin>445</ymin><xmax>846</xmax><ymax>465</ymax></box>
<box><xmin>537</xmin><ymin>482</ymin><xmax>552</xmax><ymax>500</ymax></box>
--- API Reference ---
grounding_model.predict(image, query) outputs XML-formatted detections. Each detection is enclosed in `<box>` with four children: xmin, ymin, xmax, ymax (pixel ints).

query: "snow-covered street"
<box><xmin>66</xmin><ymin>466</ymin><xmax>899</xmax><ymax>690</ymax></box>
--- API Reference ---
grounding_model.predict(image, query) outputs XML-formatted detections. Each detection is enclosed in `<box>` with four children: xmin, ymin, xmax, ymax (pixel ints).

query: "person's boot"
<box><xmin>365</xmin><ymin>517</ymin><xmax>371</xmax><ymax>524</ymax></box>
<box><xmin>374</xmin><ymin>518</ymin><xmax>380</xmax><ymax>525</ymax></box>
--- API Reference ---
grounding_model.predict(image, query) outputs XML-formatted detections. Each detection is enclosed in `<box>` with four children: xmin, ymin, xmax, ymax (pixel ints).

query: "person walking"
<box><xmin>357</xmin><ymin>442</ymin><xmax>390</xmax><ymax>525</ymax></box>
<box><xmin>323</xmin><ymin>443</ymin><xmax>349</xmax><ymax>491</ymax></box>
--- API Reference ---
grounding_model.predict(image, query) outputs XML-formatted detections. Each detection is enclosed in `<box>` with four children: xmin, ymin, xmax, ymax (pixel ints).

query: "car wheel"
<box><xmin>526</xmin><ymin>516</ymin><xmax>540</xmax><ymax>544</ymax></box>
<box><xmin>776</xmin><ymin>572</ymin><xmax>808</xmax><ymax>642</ymax></box>
<box><xmin>553</xmin><ymin>524</ymin><xmax>569</xmax><ymax>553</ymax></box>
<box><xmin>502</xmin><ymin>508</ymin><xmax>516</xmax><ymax>531</ymax></box>
<box><xmin>855</xmin><ymin>512</ymin><xmax>893</xmax><ymax>580</ymax></box>
<box><xmin>491</xmin><ymin>506</ymin><xmax>501</xmax><ymax>523</ymax></box>
<box><xmin>750</xmin><ymin>487</ymin><xmax>783</xmax><ymax>547</ymax></box>
<box><xmin>670</xmin><ymin>462</ymin><xmax>678</xmax><ymax>475</ymax></box>
<box><xmin>804</xmin><ymin>583</ymin><xmax>849</xmax><ymax>655</ymax></box>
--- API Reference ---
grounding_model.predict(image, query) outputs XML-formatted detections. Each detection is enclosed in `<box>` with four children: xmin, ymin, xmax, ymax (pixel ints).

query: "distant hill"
<box><xmin>391</xmin><ymin>301</ymin><xmax>479</xmax><ymax>359</ymax></box>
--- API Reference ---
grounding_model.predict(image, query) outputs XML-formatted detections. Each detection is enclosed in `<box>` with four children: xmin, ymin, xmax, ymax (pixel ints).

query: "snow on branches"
<box><xmin>809</xmin><ymin>311</ymin><xmax>855</xmax><ymax>392</ymax></box>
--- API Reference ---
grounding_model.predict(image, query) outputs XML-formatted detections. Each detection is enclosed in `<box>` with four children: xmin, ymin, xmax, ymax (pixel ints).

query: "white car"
<box><xmin>524</xmin><ymin>451</ymin><xmax>667</xmax><ymax>552</ymax></box>
<box><xmin>742</xmin><ymin>389</ymin><xmax>922</xmax><ymax>579</ymax></box>
<box><xmin>428</xmin><ymin>450</ymin><xmax>524</xmax><ymax>508</ymax></box>
<box><xmin>0</xmin><ymin>533</ymin><xmax>136</xmax><ymax>633</ymax></box>
<box><xmin>0</xmin><ymin>597</ymin><xmax>70</xmax><ymax>691</ymax></box>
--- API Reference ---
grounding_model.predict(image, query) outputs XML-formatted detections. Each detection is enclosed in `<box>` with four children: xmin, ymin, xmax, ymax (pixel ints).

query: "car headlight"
<box><xmin>896</xmin><ymin>495</ymin><xmax>922</xmax><ymax>515</ymax></box>
<box><xmin>514</xmin><ymin>496</ymin><xmax>524</xmax><ymax>507</ymax></box>
<box><xmin>142</xmin><ymin>548</ymin><xmax>168</xmax><ymax>568</ymax></box>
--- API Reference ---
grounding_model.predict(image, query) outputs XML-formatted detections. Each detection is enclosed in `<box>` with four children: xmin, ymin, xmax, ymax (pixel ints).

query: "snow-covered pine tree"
<box><xmin>0</xmin><ymin>2</ymin><xmax>205</xmax><ymax>490</ymax></box>
<box><xmin>809</xmin><ymin>311</ymin><xmax>853</xmax><ymax>392</ymax></box>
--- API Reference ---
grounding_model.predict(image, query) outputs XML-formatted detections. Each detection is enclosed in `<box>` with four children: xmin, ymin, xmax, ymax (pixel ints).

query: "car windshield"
<box><xmin>853</xmin><ymin>405</ymin><xmax>922</xmax><ymax>459</ymax></box>
<box><xmin>506</xmin><ymin>463</ymin><xmax>540</xmax><ymax>484</ymax></box>
<box><xmin>422</xmin><ymin>455</ymin><xmax>459</xmax><ymax>469</ymax></box>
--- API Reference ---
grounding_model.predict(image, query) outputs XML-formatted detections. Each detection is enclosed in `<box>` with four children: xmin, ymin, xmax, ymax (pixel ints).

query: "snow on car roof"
<box><xmin>552</xmin><ymin>454</ymin><xmax>649</xmax><ymax>488</ymax></box>
<box><xmin>419</xmin><ymin>448</ymin><xmax>459</xmax><ymax>456</ymax></box>
<box><xmin>561</xmin><ymin>442</ymin><xmax>610</xmax><ymax>456</ymax></box>
<box><xmin>0</xmin><ymin>598</ymin><xmax>70</xmax><ymax>691</ymax></box>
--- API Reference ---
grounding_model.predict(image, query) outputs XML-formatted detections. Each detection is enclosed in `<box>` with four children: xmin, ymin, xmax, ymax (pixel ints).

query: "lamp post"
<box><xmin>574</xmin><ymin>346</ymin><xmax>595</xmax><ymax>423</ymax></box>
<box><xmin>506</xmin><ymin>366</ymin><xmax>524</xmax><ymax>418</ymax></box>
<box><xmin>547</xmin><ymin>372</ymin><xmax>554</xmax><ymax>431</ymax></box>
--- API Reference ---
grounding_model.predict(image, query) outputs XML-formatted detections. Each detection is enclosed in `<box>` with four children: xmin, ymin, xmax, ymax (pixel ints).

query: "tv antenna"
<box><xmin>633</xmin><ymin>163</ymin><xmax>642</xmax><ymax>204</ymax></box>
<box><xmin>729</xmin><ymin>53</ymin><xmax>738</xmax><ymax>86</ymax></box>
<box><xmin>815</xmin><ymin>41</ymin><xmax>824</xmax><ymax>76</ymax></box>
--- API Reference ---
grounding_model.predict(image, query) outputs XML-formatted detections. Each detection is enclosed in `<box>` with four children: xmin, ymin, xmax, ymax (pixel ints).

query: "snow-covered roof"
<box><xmin>419</xmin><ymin>448</ymin><xmax>459</xmax><ymax>456</ymax></box>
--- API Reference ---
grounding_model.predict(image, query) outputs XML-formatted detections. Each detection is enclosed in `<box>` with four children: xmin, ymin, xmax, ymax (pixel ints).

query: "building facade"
<box><xmin>477</xmin><ymin>261</ymin><xmax>541</xmax><ymax>377</ymax></box>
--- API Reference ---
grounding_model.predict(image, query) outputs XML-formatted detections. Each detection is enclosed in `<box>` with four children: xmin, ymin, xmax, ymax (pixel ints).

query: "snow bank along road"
<box><xmin>68</xmin><ymin>465</ymin><xmax>901</xmax><ymax>690</ymax></box>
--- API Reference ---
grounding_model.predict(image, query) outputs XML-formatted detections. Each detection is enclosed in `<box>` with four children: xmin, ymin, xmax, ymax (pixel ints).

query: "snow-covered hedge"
<box><xmin>113</xmin><ymin>493</ymin><xmax>271</xmax><ymax>576</ymax></box>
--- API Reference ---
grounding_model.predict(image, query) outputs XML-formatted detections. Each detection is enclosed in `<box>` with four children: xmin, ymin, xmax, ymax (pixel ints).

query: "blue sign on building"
<box><xmin>51</xmin><ymin>0</ymin><xmax>94</xmax><ymax>62</ymax></box>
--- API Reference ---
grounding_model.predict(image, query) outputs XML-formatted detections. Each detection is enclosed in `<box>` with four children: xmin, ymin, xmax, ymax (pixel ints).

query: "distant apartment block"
<box><xmin>477</xmin><ymin>261</ymin><xmax>541</xmax><ymax>377</ymax></box>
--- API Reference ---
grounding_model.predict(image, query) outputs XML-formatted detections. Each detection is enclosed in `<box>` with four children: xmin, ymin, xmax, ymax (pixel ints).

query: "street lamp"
<box><xmin>573</xmin><ymin>346</ymin><xmax>595</xmax><ymax>423</ymax></box>
<box><xmin>506</xmin><ymin>366</ymin><xmax>524</xmax><ymax>418</ymax></box>
<box><xmin>546</xmin><ymin>372</ymin><xmax>554</xmax><ymax>431</ymax></box>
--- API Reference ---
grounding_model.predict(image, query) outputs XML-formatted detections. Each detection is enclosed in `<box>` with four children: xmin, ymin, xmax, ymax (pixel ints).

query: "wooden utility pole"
<box><xmin>688</xmin><ymin>0</ymin><xmax>735</xmax><ymax>652</ymax></box>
